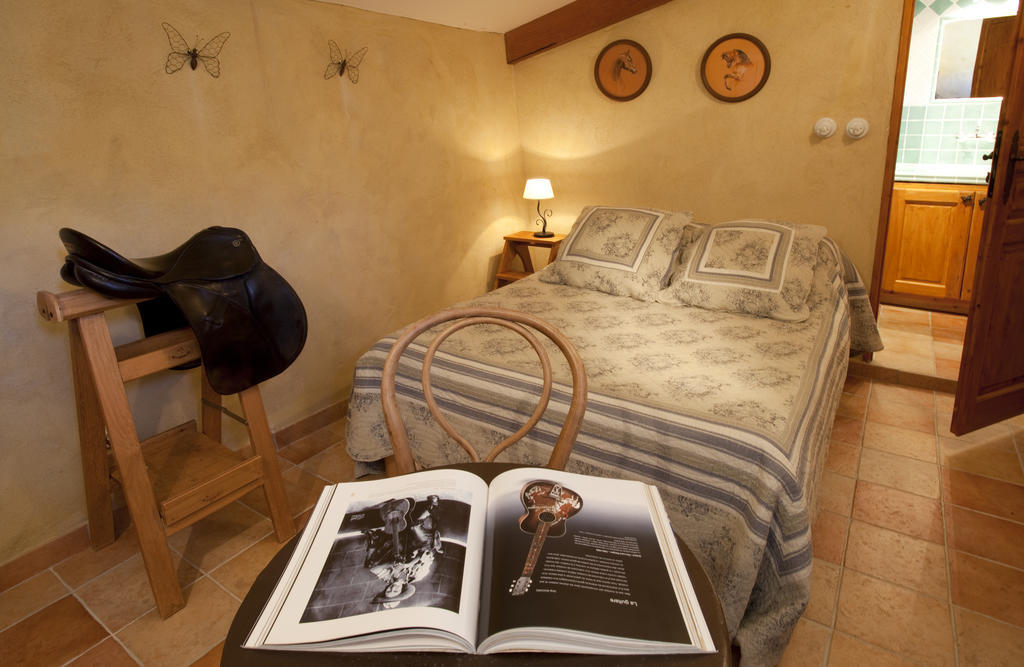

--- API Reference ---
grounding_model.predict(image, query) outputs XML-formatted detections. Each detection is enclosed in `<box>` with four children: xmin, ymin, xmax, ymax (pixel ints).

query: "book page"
<box><xmin>478</xmin><ymin>467</ymin><xmax>712</xmax><ymax>654</ymax></box>
<box><xmin>250</xmin><ymin>469</ymin><xmax>488</xmax><ymax>651</ymax></box>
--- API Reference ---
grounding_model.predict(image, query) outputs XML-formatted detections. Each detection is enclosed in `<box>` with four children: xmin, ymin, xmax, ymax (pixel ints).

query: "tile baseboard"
<box><xmin>848</xmin><ymin>359</ymin><xmax>957</xmax><ymax>394</ymax></box>
<box><xmin>274</xmin><ymin>399</ymin><xmax>348</xmax><ymax>449</ymax></box>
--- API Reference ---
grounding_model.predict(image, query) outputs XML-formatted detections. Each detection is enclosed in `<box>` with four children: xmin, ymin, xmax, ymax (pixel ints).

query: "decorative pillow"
<box><xmin>538</xmin><ymin>206</ymin><xmax>695</xmax><ymax>301</ymax></box>
<box><xmin>657</xmin><ymin>219</ymin><xmax>827</xmax><ymax>322</ymax></box>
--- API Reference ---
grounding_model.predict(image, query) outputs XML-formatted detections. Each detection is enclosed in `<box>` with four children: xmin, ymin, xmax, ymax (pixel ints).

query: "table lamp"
<box><xmin>523</xmin><ymin>178</ymin><xmax>554</xmax><ymax>238</ymax></box>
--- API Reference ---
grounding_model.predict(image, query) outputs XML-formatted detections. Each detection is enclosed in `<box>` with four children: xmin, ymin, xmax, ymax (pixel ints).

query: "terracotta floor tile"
<box><xmin>824</xmin><ymin>439</ymin><xmax>860</xmax><ymax>477</ymax></box>
<box><xmin>878</xmin><ymin>305</ymin><xmax>931</xmax><ymax>326</ymax></box>
<box><xmin>208</xmin><ymin>534</ymin><xmax>288</xmax><ymax>599</ymax></box>
<box><xmin>939</xmin><ymin>433</ymin><xmax>1024</xmax><ymax>485</ymax></box>
<box><xmin>876</xmin><ymin>325</ymin><xmax>933</xmax><ymax>347</ymax></box>
<box><xmin>934</xmin><ymin>391</ymin><xmax>955</xmax><ymax>413</ymax></box>
<box><xmin>54</xmin><ymin>527</ymin><xmax>140</xmax><ymax>589</ymax></box>
<box><xmin>830</xmin><ymin>415</ymin><xmax>864</xmax><ymax>445</ymax></box>
<box><xmin>0</xmin><ymin>569</ymin><xmax>69</xmax><ymax>630</ymax></box>
<box><xmin>877</xmin><ymin>320</ymin><xmax>932</xmax><ymax>336</ymax></box>
<box><xmin>869</xmin><ymin>347</ymin><xmax>936</xmax><ymax>376</ymax></box>
<box><xmin>943</xmin><ymin>468</ymin><xmax>1024</xmax><ymax>522</ymax></box>
<box><xmin>299</xmin><ymin>444</ymin><xmax>356</xmax><ymax>483</ymax></box>
<box><xmin>852</xmin><ymin>480</ymin><xmax>944</xmax><ymax>543</ymax></box>
<box><xmin>827</xmin><ymin>631</ymin><xmax>922</xmax><ymax>666</ymax></box>
<box><xmin>836</xmin><ymin>392</ymin><xmax>868</xmax><ymax>419</ymax></box>
<box><xmin>842</xmin><ymin>375</ymin><xmax>870</xmax><ymax>396</ymax></box>
<box><xmin>66</xmin><ymin>637</ymin><xmax>138</xmax><ymax>666</ymax></box>
<box><xmin>275</xmin><ymin>454</ymin><xmax>295</xmax><ymax>472</ymax></box>
<box><xmin>862</xmin><ymin>421</ymin><xmax>937</xmax><ymax>463</ymax></box>
<box><xmin>946</xmin><ymin>505</ymin><xmax>1024</xmax><ymax>569</ymax></box>
<box><xmin>932</xmin><ymin>340</ymin><xmax>962</xmax><ymax>362</ymax></box>
<box><xmin>844</xmin><ymin>520</ymin><xmax>948</xmax><ymax>599</ymax></box>
<box><xmin>935</xmin><ymin>358</ymin><xmax>961</xmax><ymax>380</ymax></box>
<box><xmin>812</xmin><ymin>510</ymin><xmax>848</xmax><ymax>565</ymax></box>
<box><xmin>778</xmin><ymin>618</ymin><xmax>829</xmax><ymax>666</ymax></box>
<box><xmin>835</xmin><ymin>569</ymin><xmax>954</xmax><ymax>666</ymax></box>
<box><xmin>168</xmin><ymin>502</ymin><xmax>272</xmax><ymax>573</ymax></box>
<box><xmin>931</xmin><ymin>326</ymin><xmax>966</xmax><ymax>344</ymax></box>
<box><xmin>866</xmin><ymin>391</ymin><xmax>936</xmax><ymax>435</ymax></box>
<box><xmin>858</xmin><ymin>448</ymin><xmax>940</xmax><ymax>498</ymax></box>
<box><xmin>0</xmin><ymin>596</ymin><xmax>108</xmax><ymax>667</ymax></box>
<box><xmin>950</xmin><ymin>550</ymin><xmax>1024</xmax><ymax>627</ymax></box>
<box><xmin>930</xmin><ymin>311</ymin><xmax>967</xmax><ymax>331</ymax></box>
<box><xmin>277</xmin><ymin>424</ymin><xmax>343</xmax><ymax>465</ymax></box>
<box><xmin>954</xmin><ymin>606</ymin><xmax>1024</xmax><ymax>667</ymax></box>
<box><xmin>76</xmin><ymin>552</ymin><xmax>201</xmax><ymax>632</ymax></box>
<box><xmin>869</xmin><ymin>382</ymin><xmax>935</xmax><ymax>409</ymax></box>
<box><xmin>190</xmin><ymin>641</ymin><xmax>224</xmax><ymax>666</ymax></box>
<box><xmin>818</xmin><ymin>471</ymin><xmax>856</xmax><ymax>516</ymax></box>
<box><xmin>117</xmin><ymin>577</ymin><xmax>239</xmax><ymax>667</ymax></box>
<box><xmin>241</xmin><ymin>466</ymin><xmax>328</xmax><ymax>520</ymax></box>
<box><xmin>936</xmin><ymin>410</ymin><xmax>1015</xmax><ymax>445</ymax></box>
<box><xmin>804</xmin><ymin>558</ymin><xmax>839</xmax><ymax>626</ymax></box>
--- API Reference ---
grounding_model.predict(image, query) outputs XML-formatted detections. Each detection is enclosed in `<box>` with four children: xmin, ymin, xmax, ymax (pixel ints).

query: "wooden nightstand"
<box><xmin>493</xmin><ymin>231</ymin><xmax>565</xmax><ymax>290</ymax></box>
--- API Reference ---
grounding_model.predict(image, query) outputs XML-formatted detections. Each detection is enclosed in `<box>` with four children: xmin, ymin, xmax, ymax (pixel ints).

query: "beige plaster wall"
<box><xmin>514</xmin><ymin>0</ymin><xmax>903</xmax><ymax>277</ymax></box>
<box><xmin>0</xmin><ymin>0</ymin><xmax>905</xmax><ymax>567</ymax></box>
<box><xmin>0</xmin><ymin>0</ymin><xmax>524</xmax><ymax>564</ymax></box>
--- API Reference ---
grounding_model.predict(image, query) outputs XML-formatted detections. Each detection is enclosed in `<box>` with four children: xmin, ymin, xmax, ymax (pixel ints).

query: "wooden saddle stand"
<box><xmin>37</xmin><ymin>288</ymin><xmax>297</xmax><ymax>618</ymax></box>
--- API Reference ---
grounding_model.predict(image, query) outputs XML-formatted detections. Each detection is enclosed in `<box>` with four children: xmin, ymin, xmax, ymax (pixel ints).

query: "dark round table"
<box><xmin>222</xmin><ymin>463</ymin><xmax>732</xmax><ymax>666</ymax></box>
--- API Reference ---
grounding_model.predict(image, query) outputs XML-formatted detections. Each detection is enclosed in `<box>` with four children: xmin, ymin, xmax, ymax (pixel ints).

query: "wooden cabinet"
<box><xmin>880</xmin><ymin>182</ymin><xmax>986</xmax><ymax>312</ymax></box>
<box><xmin>493</xmin><ymin>231</ymin><xmax>565</xmax><ymax>289</ymax></box>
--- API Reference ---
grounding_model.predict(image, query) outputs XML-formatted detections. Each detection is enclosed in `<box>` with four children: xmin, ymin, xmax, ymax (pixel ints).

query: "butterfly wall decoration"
<box><xmin>162</xmin><ymin>22</ymin><xmax>231</xmax><ymax>78</ymax></box>
<box><xmin>324</xmin><ymin>40</ymin><xmax>368</xmax><ymax>84</ymax></box>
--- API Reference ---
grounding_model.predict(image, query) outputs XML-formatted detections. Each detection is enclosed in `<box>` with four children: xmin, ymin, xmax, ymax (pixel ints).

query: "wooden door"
<box><xmin>972</xmin><ymin>15</ymin><xmax>1017</xmax><ymax>98</ymax></box>
<box><xmin>952</xmin><ymin>6</ymin><xmax>1024</xmax><ymax>435</ymax></box>
<box><xmin>881</xmin><ymin>184</ymin><xmax>974</xmax><ymax>299</ymax></box>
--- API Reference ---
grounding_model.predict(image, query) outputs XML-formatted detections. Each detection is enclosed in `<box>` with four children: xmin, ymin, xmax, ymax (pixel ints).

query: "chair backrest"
<box><xmin>381</xmin><ymin>307</ymin><xmax>587</xmax><ymax>475</ymax></box>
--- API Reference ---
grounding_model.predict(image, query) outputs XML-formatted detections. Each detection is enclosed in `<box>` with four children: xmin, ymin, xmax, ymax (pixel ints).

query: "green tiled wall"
<box><xmin>898</xmin><ymin>101</ymin><xmax>1000</xmax><ymax>167</ymax></box>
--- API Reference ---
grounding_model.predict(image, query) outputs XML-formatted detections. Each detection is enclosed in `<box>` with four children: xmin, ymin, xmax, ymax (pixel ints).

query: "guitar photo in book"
<box><xmin>244</xmin><ymin>467</ymin><xmax>716</xmax><ymax>656</ymax></box>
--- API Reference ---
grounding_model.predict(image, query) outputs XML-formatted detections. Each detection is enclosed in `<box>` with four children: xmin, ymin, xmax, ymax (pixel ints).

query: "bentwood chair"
<box><xmin>380</xmin><ymin>307</ymin><xmax>587</xmax><ymax>475</ymax></box>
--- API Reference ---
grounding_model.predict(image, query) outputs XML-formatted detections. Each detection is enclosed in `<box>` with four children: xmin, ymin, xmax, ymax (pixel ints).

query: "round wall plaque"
<box><xmin>594</xmin><ymin>39</ymin><xmax>652</xmax><ymax>101</ymax></box>
<box><xmin>700</xmin><ymin>33</ymin><xmax>770</xmax><ymax>103</ymax></box>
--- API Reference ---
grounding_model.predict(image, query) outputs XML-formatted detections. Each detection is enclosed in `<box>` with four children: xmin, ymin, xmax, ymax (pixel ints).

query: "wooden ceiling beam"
<box><xmin>504</xmin><ymin>0</ymin><xmax>674</xmax><ymax>64</ymax></box>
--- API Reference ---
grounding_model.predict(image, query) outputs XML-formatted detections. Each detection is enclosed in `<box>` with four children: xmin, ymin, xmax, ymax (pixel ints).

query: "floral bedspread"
<box><xmin>346</xmin><ymin>240</ymin><xmax>881</xmax><ymax>665</ymax></box>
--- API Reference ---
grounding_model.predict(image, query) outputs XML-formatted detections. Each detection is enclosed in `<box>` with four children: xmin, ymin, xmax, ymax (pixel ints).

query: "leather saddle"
<box><xmin>59</xmin><ymin>226</ymin><xmax>307</xmax><ymax>395</ymax></box>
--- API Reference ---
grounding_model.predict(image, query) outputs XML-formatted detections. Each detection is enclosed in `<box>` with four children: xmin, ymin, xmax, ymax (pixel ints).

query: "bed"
<box><xmin>345</xmin><ymin>207</ymin><xmax>883</xmax><ymax>666</ymax></box>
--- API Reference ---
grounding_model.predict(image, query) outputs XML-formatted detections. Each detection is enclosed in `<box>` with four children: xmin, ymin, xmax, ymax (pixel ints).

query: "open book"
<box><xmin>244</xmin><ymin>467</ymin><xmax>716</xmax><ymax>655</ymax></box>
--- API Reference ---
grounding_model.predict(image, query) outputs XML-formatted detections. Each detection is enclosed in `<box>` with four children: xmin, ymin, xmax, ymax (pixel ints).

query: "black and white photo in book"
<box><xmin>300</xmin><ymin>491</ymin><xmax>473</xmax><ymax>622</ymax></box>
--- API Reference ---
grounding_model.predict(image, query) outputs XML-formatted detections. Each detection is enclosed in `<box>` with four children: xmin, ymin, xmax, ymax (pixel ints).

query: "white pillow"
<box><xmin>657</xmin><ymin>219</ymin><xmax>827</xmax><ymax>322</ymax></box>
<box><xmin>538</xmin><ymin>206</ymin><xmax>695</xmax><ymax>301</ymax></box>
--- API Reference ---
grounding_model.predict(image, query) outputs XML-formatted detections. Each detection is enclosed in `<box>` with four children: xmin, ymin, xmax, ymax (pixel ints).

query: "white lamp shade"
<box><xmin>523</xmin><ymin>178</ymin><xmax>554</xmax><ymax>200</ymax></box>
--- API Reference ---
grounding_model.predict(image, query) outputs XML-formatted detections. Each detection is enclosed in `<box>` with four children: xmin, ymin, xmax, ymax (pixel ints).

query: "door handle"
<box><xmin>988</xmin><ymin>130</ymin><xmax>1002</xmax><ymax>199</ymax></box>
<box><xmin>961</xmin><ymin>193</ymin><xmax>975</xmax><ymax>206</ymax></box>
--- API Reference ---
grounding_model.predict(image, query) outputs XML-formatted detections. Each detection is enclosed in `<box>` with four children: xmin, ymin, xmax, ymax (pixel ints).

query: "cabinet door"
<box><xmin>959</xmin><ymin>196</ymin><xmax>986</xmax><ymax>302</ymax></box>
<box><xmin>881</xmin><ymin>184</ymin><xmax>974</xmax><ymax>299</ymax></box>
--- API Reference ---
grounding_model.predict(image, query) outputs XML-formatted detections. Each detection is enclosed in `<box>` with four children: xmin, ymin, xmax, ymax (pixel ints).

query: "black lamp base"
<box><xmin>533</xmin><ymin>200</ymin><xmax>554</xmax><ymax>238</ymax></box>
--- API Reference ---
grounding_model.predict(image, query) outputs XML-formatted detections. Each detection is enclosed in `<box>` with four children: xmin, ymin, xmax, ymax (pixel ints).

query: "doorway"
<box><xmin>871</xmin><ymin>0</ymin><xmax>1017</xmax><ymax>318</ymax></box>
